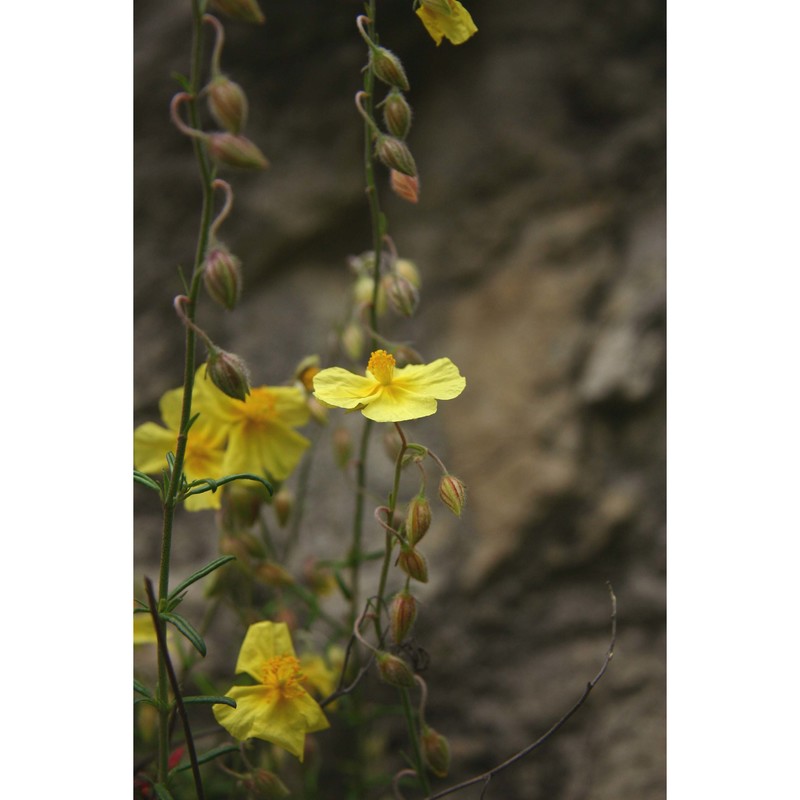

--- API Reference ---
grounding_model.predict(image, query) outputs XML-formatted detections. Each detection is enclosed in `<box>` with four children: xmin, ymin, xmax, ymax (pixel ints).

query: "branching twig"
<box><xmin>422</xmin><ymin>584</ymin><xmax>617</xmax><ymax>800</ymax></box>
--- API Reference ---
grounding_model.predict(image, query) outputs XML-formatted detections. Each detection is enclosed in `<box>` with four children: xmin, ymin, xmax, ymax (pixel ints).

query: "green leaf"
<box><xmin>334</xmin><ymin>570</ymin><xmax>352</xmax><ymax>601</ymax></box>
<box><xmin>165</xmin><ymin>592</ymin><xmax>186</xmax><ymax>612</ymax></box>
<box><xmin>171</xmin><ymin>72</ymin><xmax>192</xmax><ymax>91</ymax></box>
<box><xmin>168</xmin><ymin>555</ymin><xmax>236</xmax><ymax>601</ymax></box>
<box><xmin>183</xmin><ymin>472</ymin><xmax>273</xmax><ymax>499</ymax></box>
<box><xmin>152</xmin><ymin>783</ymin><xmax>177</xmax><ymax>800</ymax></box>
<box><xmin>170</xmin><ymin>744</ymin><xmax>240</xmax><ymax>776</ymax></box>
<box><xmin>134</xmin><ymin>679</ymin><xmax>153</xmax><ymax>699</ymax></box>
<box><xmin>134</xmin><ymin>471</ymin><xmax>162</xmax><ymax>492</ymax></box>
<box><xmin>182</xmin><ymin>695</ymin><xmax>236</xmax><ymax>708</ymax></box>
<box><xmin>162</xmin><ymin>612</ymin><xmax>206</xmax><ymax>656</ymax></box>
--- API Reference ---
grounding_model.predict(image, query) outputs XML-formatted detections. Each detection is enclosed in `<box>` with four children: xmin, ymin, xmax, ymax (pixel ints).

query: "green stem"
<box><xmin>401</xmin><ymin>687</ymin><xmax>432</xmax><ymax>796</ymax></box>
<box><xmin>155</xmin><ymin>0</ymin><xmax>216</xmax><ymax>787</ymax></box>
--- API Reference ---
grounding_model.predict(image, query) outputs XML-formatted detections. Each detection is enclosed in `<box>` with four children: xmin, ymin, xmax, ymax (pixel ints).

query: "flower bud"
<box><xmin>272</xmin><ymin>488</ymin><xmax>293</xmax><ymax>527</ymax></box>
<box><xmin>376</xmin><ymin>651</ymin><xmax>416</xmax><ymax>688</ymax></box>
<box><xmin>389</xmin><ymin>169</ymin><xmax>420</xmax><ymax>204</ymax></box>
<box><xmin>384</xmin><ymin>273</ymin><xmax>420</xmax><ymax>317</ymax></box>
<box><xmin>369</xmin><ymin>47</ymin><xmax>410</xmax><ymax>91</ymax></box>
<box><xmin>395</xmin><ymin>258</ymin><xmax>422</xmax><ymax>288</ymax></box>
<box><xmin>390</xmin><ymin>590</ymin><xmax>418</xmax><ymax>644</ymax></box>
<box><xmin>206</xmin><ymin>132</ymin><xmax>269</xmax><ymax>170</ymax></box>
<box><xmin>332</xmin><ymin>426</ymin><xmax>353</xmax><ymax>469</ymax></box>
<box><xmin>219</xmin><ymin>482</ymin><xmax>268</xmax><ymax>531</ymax></box>
<box><xmin>255</xmin><ymin>560</ymin><xmax>295</xmax><ymax>588</ymax></box>
<box><xmin>421</xmin><ymin>725</ymin><xmax>451</xmax><ymax>778</ymax></box>
<box><xmin>341</xmin><ymin>320</ymin><xmax>365</xmax><ymax>361</ymax></box>
<box><xmin>375</xmin><ymin>135</ymin><xmax>417</xmax><ymax>177</ymax></box>
<box><xmin>406</xmin><ymin>494</ymin><xmax>432</xmax><ymax>546</ymax></box>
<box><xmin>240</xmin><ymin>769</ymin><xmax>291</xmax><ymax>799</ymax></box>
<box><xmin>206</xmin><ymin>349</ymin><xmax>251</xmax><ymax>401</ymax></box>
<box><xmin>206</xmin><ymin>75</ymin><xmax>249</xmax><ymax>133</ymax></box>
<box><xmin>203</xmin><ymin>245</ymin><xmax>242</xmax><ymax>310</ymax></box>
<box><xmin>382</xmin><ymin>88</ymin><xmax>413</xmax><ymax>138</ymax></box>
<box><xmin>294</xmin><ymin>355</ymin><xmax>321</xmax><ymax>393</ymax></box>
<box><xmin>438</xmin><ymin>474</ymin><xmax>467</xmax><ymax>517</ymax></box>
<box><xmin>208</xmin><ymin>0</ymin><xmax>265</xmax><ymax>24</ymax></box>
<box><xmin>397</xmin><ymin>545</ymin><xmax>429</xmax><ymax>583</ymax></box>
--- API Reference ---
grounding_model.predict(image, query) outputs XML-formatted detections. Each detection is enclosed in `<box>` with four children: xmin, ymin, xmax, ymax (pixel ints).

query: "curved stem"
<box><xmin>203</xmin><ymin>13</ymin><xmax>225</xmax><ymax>77</ymax></box>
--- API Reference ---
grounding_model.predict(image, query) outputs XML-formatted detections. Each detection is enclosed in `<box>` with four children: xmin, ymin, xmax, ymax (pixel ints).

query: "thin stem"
<box><xmin>421</xmin><ymin>585</ymin><xmax>618</xmax><ymax>800</ymax></box>
<box><xmin>400</xmin><ymin>686</ymin><xmax>431</xmax><ymax>796</ymax></box>
<box><xmin>155</xmin><ymin>0</ymin><xmax>217</xmax><ymax>786</ymax></box>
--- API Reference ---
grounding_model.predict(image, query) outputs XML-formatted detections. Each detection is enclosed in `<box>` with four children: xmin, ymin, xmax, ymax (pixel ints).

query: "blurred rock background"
<box><xmin>134</xmin><ymin>1</ymin><xmax>665</xmax><ymax>797</ymax></box>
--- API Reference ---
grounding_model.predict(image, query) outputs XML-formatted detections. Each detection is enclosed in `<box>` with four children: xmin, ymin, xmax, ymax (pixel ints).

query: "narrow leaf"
<box><xmin>134</xmin><ymin>679</ymin><xmax>153</xmax><ymax>699</ymax></box>
<box><xmin>171</xmin><ymin>744</ymin><xmax>240</xmax><ymax>775</ymax></box>
<box><xmin>152</xmin><ymin>783</ymin><xmax>177</xmax><ymax>800</ymax></box>
<box><xmin>182</xmin><ymin>695</ymin><xmax>236</xmax><ymax>708</ymax></box>
<box><xmin>168</xmin><ymin>555</ymin><xmax>236</xmax><ymax>601</ymax></box>
<box><xmin>134</xmin><ymin>471</ymin><xmax>162</xmax><ymax>492</ymax></box>
<box><xmin>162</xmin><ymin>612</ymin><xmax>206</xmax><ymax>656</ymax></box>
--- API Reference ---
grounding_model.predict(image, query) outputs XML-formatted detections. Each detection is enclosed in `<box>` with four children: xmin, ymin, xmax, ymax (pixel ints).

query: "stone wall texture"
<box><xmin>135</xmin><ymin>1</ymin><xmax>665</xmax><ymax>797</ymax></box>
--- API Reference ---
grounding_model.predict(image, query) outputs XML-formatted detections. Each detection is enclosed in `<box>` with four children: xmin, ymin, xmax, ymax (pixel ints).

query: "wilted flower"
<box><xmin>416</xmin><ymin>0</ymin><xmax>478</xmax><ymax>46</ymax></box>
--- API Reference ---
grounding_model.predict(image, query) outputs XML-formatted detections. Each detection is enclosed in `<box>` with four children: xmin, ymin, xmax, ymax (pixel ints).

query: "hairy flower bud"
<box><xmin>208</xmin><ymin>0</ymin><xmax>265</xmax><ymax>24</ymax></box>
<box><xmin>395</xmin><ymin>258</ymin><xmax>422</xmax><ymax>288</ymax></box>
<box><xmin>376</xmin><ymin>651</ymin><xmax>416</xmax><ymax>688</ymax></box>
<box><xmin>421</xmin><ymin>725</ymin><xmax>451</xmax><ymax>778</ymax></box>
<box><xmin>375</xmin><ymin>135</ymin><xmax>417</xmax><ymax>177</ymax></box>
<box><xmin>438</xmin><ymin>474</ymin><xmax>467</xmax><ymax>517</ymax></box>
<box><xmin>206</xmin><ymin>349</ymin><xmax>251</xmax><ymax>401</ymax></box>
<box><xmin>206</xmin><ymin>75</ymin><xmax>249</xmax><ymax>134</ymax></box>
<box><xmin>272</xmin><ymin>488</ymin><xmax>293</xmax><ymax>527</ymax></box>
<box><xmin>406</xmin><ymin>494</ymin><xmax>432</xmax><ymax>546</ymax></box>
<box><xmin>206</xmin><ymin>132</ymin><xmax>269</xmax><ymax>170</ymax></box>
<box><xmin>390</xmin><ymin>590</ymin><xmax>418</xmax><ymax>644</ymax></box>
<box><xmin>382</xmin><ymin>88</ymin><xmax>413</xmax><ymax>138</ymax></box>
<box><xmin>397</xmin><ymin>545</ymin><xmax>429</xmax><ymax>583</ymax></box>
<box><xmin>241</xmin><ymin>768</ymin><xmax>291</xmax><ymax>798</ymax></box>
<box><xmin>389</xmin><ymin>169</ymin><xmax>420</xmax><ymax>204</ymax></box>
<box><xmin>384</xmin><ymin>273</ymin><xmax>420</xmax><ymax>317</ymax></box>
<box><xmin>203</xmin><ymin>245</ymin><xmax>242</xmax><ymax>310</ymax></box>
<box><xmin>369</xmin><ymin>47</ymin><xmax>410</xmax><ymax>91</ymax></box>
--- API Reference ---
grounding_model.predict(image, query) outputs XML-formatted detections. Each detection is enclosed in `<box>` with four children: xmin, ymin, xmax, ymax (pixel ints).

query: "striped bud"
<box><xmin>390</xmin><ymin>590</ymin><xmax>418</xmax><ymax>644</ymax></box>
<box><xmin>206</xmin><ymin>75</ymin><xmax>249</xmax><ymax>133</ymax></box>
<box><xmin>206</xmin><ymin>349</ymin><xmax>251</xmax><ymax>401</ymax></box>
<box><xmin>369</xmin><ymin>47</ymin><xmax>410</xmax><ymax>91</ymax></box>
<box><xmin>203</xmin><ymin>245</ymin><xmax>242</xmax><ymax>310</ymax></box>
<box><xmin>206</xmin><ymin>132</ymin><xmax>268</xmax><ymax>170</ymax></box>
<box><xmin>421</xmin><ymin>726</ymin><xmax>451</xmax><ymax>778</ymax></box>
<box><xmin>376</xmin><ymin>135</ymin><xmax>417</xmax><ymax>177</ymax></box>
<box><xmin>382</xmin><ymin>89</ymin><xmax>413</xmax><ymax>139</ymax></box>
<box><xmin>376</xmin><ymin>652</ymin><xmax>416</xmax><ymax>688</ymax></box>
<box><xmin>405</xmin><ymin>494</ymin><xmax>432</xmax><ymax>546</ymax></box>
<box><xmin>438</xmin><ymin>474</ymin><xmax>466</xmax><ymax>517</ymax></box>
<box><xmin>208</xmin><ymin>0</ymin><xmax>265</xmax><ymax>24</ymax></box>
<box><xmin>397</xmin><ymin>545</ymin><xmax>429</xmax><ymax>583</ymax></box>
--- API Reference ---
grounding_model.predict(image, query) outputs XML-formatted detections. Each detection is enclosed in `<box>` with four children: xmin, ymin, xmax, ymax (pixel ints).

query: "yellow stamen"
<box><xmin>261</xmin><ymin>655</ymin><xmax>305</xmax><ymax>700</ymax></box>
<box><xmin>367</xmin><ymin>350</ymin><xmax>396</xmax><ymax>385</ymax></box>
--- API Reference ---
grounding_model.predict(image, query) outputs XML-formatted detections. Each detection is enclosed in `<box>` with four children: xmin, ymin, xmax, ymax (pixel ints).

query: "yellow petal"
<box><xmin>133</xmin><ymin>613</ymin><xmax>158</xmax><ymax>645</ymax></box>
<box><xmin>235</xmin><ymin>621</ymin><xmax>295</xmax><ymax>679</ymax></box>
<box><xmin>312</xmin><ymin>367</ymin><xmax>381</xmax><ymax>409</ymax></box>
<box><xmin>393</xmin><ymin>358</ymin><xmax>466</xmax><ymax>400</ymax></box>
<box><xmin>416</xmin><ymin>0</ymin><xmax>477</xmax><ymax>46</ymax></box>
<box><xmin>361</xmin><ymin>384</ymin><xmax>438</xmax><ymax>422</ymax></box>
<box><xmin>270</xmin><ymin>387</ymin><xmax>312</xmax><ymax>427</ymax></box>
<box><xmin>133</xmin><ymin>422</ymin><xmax>176</xmax><ymax>474</ymax></box>
<box><xmin>223</xmin><ymin>422</ymin><xmax>310</xmax><ymax>481</ymax></box>
<box><xmin>158</xmin><ymin>387</ymin><xmax>184</xmax><ymax>431</ymax></box>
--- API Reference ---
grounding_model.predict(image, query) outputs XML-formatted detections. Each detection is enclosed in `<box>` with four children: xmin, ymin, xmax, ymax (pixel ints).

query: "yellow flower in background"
<box><xmin>213</xmin><ymin>622</ymin><xmax>330</xmax><ymax>760</ymax></box>
<box><xmin>313</xmin><ymin>350</ymin><xmax>465</xmax><ymax>423</ymax></box>
<box><xmin>134</xmin><ymin>386</ymin><xmax>227</xmax><ymax>510</ymax></box>
<box><xmin>416</xmin><ymin>0</ymin><xmax>477</xmax><ymax>46</ymax></box>
<box><xmin>133</xmin><ymin>612</ymin><xmax>158</xmax><ymax>645</ymax></box>
<box><xmin>299</xmin><ymin>646</ymin><xmax>345</xmax><ymax>700</ymax></box>
<box><xmin>195</xmin><ymin>367</ymin><xmax>311</xmax><ymax>481</ymax></box>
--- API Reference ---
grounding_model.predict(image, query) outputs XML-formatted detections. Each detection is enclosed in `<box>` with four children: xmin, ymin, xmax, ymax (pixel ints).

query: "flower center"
<box><xmin>367</xmin><ymin>350</ymin><xmax>396</xmax><ymax>385</ymax></box>
<box><xmin>261</xmin><ymin>655</ymin><xmax>305</xmax><ymax>700</ymax></box>
<box><xmin>240</xmin><ymin>387</ymin><xmax>277</xmax><ymax>425</ymax></box>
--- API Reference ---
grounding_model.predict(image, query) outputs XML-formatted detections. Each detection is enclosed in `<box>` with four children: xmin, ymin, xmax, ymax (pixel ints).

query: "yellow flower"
<box><xmin>416</xmin><ymin>0</ymin><xmax>477</xmax><ymax>46</ymax></box>
<box><xmin>312</xmin><ymin>350</ymin><xmax>465</xmax><ymax>423</ymax></box>
<box><xmin>213</xmin><ymin>622</ymin><xmax>330</xmax><ymax>760</ymax></box>
<box><xmin>134</xmin><ymin>386</ymin><xmax>227</xmax><ymax>510</ymax></box>
<box><xmin>133</xmin><ymin>612</ymin><xmax>158</xmax><ymax>646</ymax></box>
<box><xmin>299</xmin><ymin>646</ymin><xmax>345</xmax><ymax>700</ymax></box>
<box><xmin>194</xmin><ymin>367</ymin><xmax>311</xmax><ymax>481</ymax></box>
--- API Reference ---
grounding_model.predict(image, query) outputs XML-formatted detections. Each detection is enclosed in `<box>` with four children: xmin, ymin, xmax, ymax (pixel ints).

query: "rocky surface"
<box><xmin>135</xmin><ymin>1</ymin><xmax>665</xmax><ymax>797</ymax></box>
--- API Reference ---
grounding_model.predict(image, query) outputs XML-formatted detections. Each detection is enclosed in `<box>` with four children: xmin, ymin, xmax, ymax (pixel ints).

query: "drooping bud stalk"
<box><xmin>369</xmin><ymin>46</ymin><xmax>410</xmax><ymax>91</ymax></box>
<box><xmin>206</xmin><ymin>132</ymin><xmax>269</xmax><ymax>170</ymax></box>
<box><xmin>390</xmin><ymin>590</ymin><xmax>418</xmax><ymax>644</ymax></box>
<box><xmin>376</xmin><ymin>651</ymin><xmax>416</xmax><ymax>688</ymax></box>
<box><xmin>208</xmin><ymin>0</ymin><xmax>265</xmax><ymax>24</ymax></box>
<box><xmin>438</xmin><ymin>474</ymin><xmax>467</xmax><ymax>517</ymax></box>
<box><xmin>421</xmin><ymin>725</ymin><xmax>451</xmax><ymax>778</ymax></box>
<box><xmin>397</xmin><ymin>545</ymin><xmax>429</xmax><ymax>583</ymax></box>
<box><xmin>203</xmin><ymin>244</ymin><xmax>242</xmax><ymax>310</ymax></box>
<box><xmin>384</xmin><ymin>272</ymin><xmax>420</xmax><ymax>317</ymax></box>
<box><xmin>382</xmin><ymin>89</ymin><xmax>413</xmax><ymax>139</ymax></box>
<box><xmin>406</xmin><ymin>493</ymin><xmax>432</xmax><ymax>546</ymax></box>
<box><xmin>389</xmin><ymin>169</ymin><xmax>420</xmax><ymax>204</ymax></box>
<box><xmin>375</xmin><ymin>135</ymin><xmax>417</xmax><ymax>177</ymax></box>
<box><xmin>206</xmin><ymin>75</ymin><xmax>249</xmax><ymax>133</ymax></box>
<box><xmin>206</xmin><ymin>347</ymin><xmax>251</xmax><ymax>401</ymax></box>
